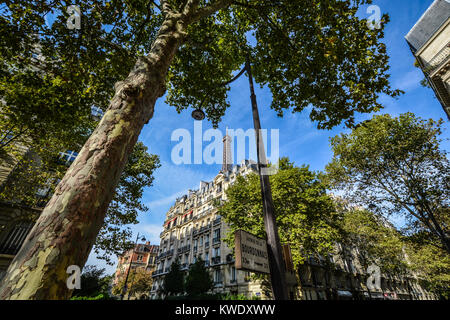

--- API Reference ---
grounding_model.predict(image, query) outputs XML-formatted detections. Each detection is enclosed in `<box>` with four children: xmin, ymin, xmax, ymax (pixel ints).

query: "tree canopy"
<box><xmin>0</xmin><ymin>0</ymin><xmax>404</xmax><ymax>299</ymax></box>
<box><xmin>162</xmin><ymin>258</ymin><xmax>185</xmax><ymax>296</ymax></box>
<box><xmin>184</xmin><ymin>258</ymin><xmax>214</xmax><ymax>297</ymax></box>
<box><xmin>71</xmin><ymin>265</ymin><xmax>113</xmax><ymax>299</ymax></box>
<box><xmin>326</xmin><ymin>113</ymin><xmax>450</xmax><ymax>254</ymax></box>
<box><xmin>1</xmin><ymin>0</ymin><xmax>400</xmax><ymax>135</ymax></box>
<box><xmin>112</xmin><ymin>267</ymin><xmax>153</xmax><ymax>300</ymax></box>
<box><xmin>337</xmin><ymin>203</ymin><xmax>408</xmax><ymax>276</ymax></box>
<box><xmin>217</xmin><ymin>157</ymin><xmax>342</xmax><ymax>269</ymax></box>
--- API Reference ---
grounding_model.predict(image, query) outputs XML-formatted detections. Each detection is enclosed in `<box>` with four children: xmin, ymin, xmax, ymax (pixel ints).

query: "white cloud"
<box><xmin>393</xmin><ymin>69</ymin><xmax>423</xmax><ymax>92</ymax></box>
<box><xmin>133</xmin><ymin>223</ymin><xmax>164</xmax><ymax>245</ymax></box>
<box><xmin>145</xmin><ymin>190</ymin><xmax>185</xmax><ymax>209</ymax></box>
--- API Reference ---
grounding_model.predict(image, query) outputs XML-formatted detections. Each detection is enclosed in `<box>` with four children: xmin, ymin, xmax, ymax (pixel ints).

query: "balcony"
<box><xmin>212</xmin><ymin>237</ymin><xmax>221</xmax><ymax>245</ymax></box>
<box><xmin>423</xmin><ymin>41</ymin><xmax>450</xmax><ymax>75</ymax></box>
<box><xmin>204</xmin><ymin>261</ymin><xmax>210</xmax><ymax>267</ymax></box>
<box><xmin>177</xmin><ymin>244</ymin><xmax>191</xmax><ymax>254</ymax></box>
<box><xmin>212</xmin><ymin>256</ymin><xmax>221</xmax><ymax>265</ymax></box>
<box><xmin>152</xmin><ymin>269</ymin><xmax>164</xmax><ymax>276</ymax></box>
<box><xmin>213</xmin><ymin>217</ymin><xmax>221</xmax><ymax>226</ymax></box>
<box><xmin>205</xmin><ymin>242</ymin><xmax>210</xmax><ymax>249</ymax></box>
<box><xmin>198</xmin><ymin>224</ymin><xmax>211</xmax><ymax>234</ymax></box>
<box><xmin>0</xmin><ymin>222</ymin><xmax>34</xmax><ymax>255</ymax></box>
<box><xmin>158</xmin><ymin>249</ymin><xmax>174</xmax><ymax>259</ymax></box>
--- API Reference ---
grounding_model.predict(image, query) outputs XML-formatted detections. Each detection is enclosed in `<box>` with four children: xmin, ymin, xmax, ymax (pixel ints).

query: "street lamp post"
<box><xmin>191</xmin><ymin>54</ymin><xmax>288</xmax><ymax>300</ymax></box>
<box><xmin>120</xmin><ymin>232</ymin><xmax>146</xmax><ymax>300</ymax></box>
<box><xmin>244</xmin><ymin>55</ymin><xmax>288</xmax><ymax>300</ymax></box>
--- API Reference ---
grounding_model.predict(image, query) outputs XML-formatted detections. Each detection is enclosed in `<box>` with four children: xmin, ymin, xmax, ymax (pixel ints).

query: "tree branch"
<box><xmin>190</xmin><ymin>0</ymin><xmax>234</xmax><ymax>23</ymax></box>
<box><xmin>151</xmin><ymin>0</ymin><xmax>162</xmax><ymax>11</ymax></box>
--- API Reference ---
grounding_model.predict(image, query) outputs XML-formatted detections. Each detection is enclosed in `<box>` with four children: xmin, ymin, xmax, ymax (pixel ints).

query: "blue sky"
<box><xmin>87</xmin><ymin>0</ymin><xmax>450</xmax><ymax>274</ymax></box>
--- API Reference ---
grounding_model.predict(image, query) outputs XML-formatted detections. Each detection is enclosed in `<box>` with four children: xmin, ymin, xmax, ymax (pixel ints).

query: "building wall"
<box><xmin>406</xmin><ymin>0</ymin><xmax>450</xmax><ymax>118</ymax></box>
<box><xmin>417</xmin><ymin>21</ymin><xmax>450</xmax><ymax>63</ymax></box>
<box><xmin>150</xmin><ymin>159</ymin><xmax>438</xmax><ymax>300</ymax></box>
<box><xmin>114</xmin><ymin>242</ymin><xmax>160</xmax><ymax>288</ymax></box>
<box><xmin>0</xmin><ymin>202</ymin><xmax>40</xmax><ymax>281</ymax></box>
<box><xmin>296</xmin><ymin>245</ymin><xmax>438</xmax><ymax>301</ymax></box>
<box><xmin>0</xmin><ymin>142</ymin><xmax>78</xmax><ymax>280</ymax></box>
<box><xmin>151</xmin><ymin>160</ymin><xmax>269</xmax><ymax>299</ymax></box>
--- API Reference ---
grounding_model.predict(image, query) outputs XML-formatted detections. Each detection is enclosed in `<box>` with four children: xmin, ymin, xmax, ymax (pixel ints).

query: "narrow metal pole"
<box><xmin>245</xmin><ymin>55</ymin><xmax>288</xmax><ymax>300</ymax></box>
<box><xmin>121</xmin><ymin>232</ymin><xmax>139</xmax><ymax>300</ymax></box>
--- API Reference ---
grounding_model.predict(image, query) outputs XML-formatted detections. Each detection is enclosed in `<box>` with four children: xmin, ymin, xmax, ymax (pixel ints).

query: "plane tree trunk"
<box><xmin>0</xmin><ymin>12</ymin><xmax>187</xmax><ymax>300</ymax></box>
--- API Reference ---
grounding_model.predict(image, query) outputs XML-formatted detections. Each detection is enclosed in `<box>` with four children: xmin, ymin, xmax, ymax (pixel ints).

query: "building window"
<box><xmin>213</xmin><ymin>228</ymin><xmax>220</xmax><ymax>240</ymax></box>
<box><xmin>214</xmin><ymin>269</ymin><xmax>222</xmax><ymax>284</ymax></box>
<box><xmin>58</xmin><ymin>150</ymin><xmax>78</xmax><ymax>165</ymax></box>
<box><xmin>230</xmin><ymin>266</ymin><xmax>236</xmax><ymax>282</ymax></box>
<box><xmin>91</xmin><ymin>106</ymin><xmax>104</xmax><ymax>119</ymax></box>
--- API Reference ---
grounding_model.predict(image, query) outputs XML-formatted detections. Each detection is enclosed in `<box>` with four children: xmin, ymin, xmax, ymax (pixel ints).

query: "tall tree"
<box><xmin>404</xmin><ymin>238</ymin><xmax>450</xmax><ymax>299</ymax></box>
<box><xmin>217</xmin><ymin>158</ymin><xmax>342</xmax><ymax>270</ymax></box>
<box><xmin>112</xmin><ymin>267</ymin><xmax>153</xmax><ymax>300</ymax></box>
<box><xmin>337</xmin><ymin>204</ymin><xmax>409</xmax><ymax>277</ymax></box>
<box><xmin>326</xmin><ymin>113</ymin><xmax>450</xmax><ymax>254</ymax></box>
<box><xmin>0</xmin><ymin>0</ymin><xmax>400</xmax><ymax>299</ymax></box>
<box><xmin>161</xmin><ymin>258</ymin><xmax>185</xmax><ymax>297</ymax></box>
<box><xmin>184</xmin><ymin>258</ymin><xmax>213</xmax><ymax>297</ymax></box>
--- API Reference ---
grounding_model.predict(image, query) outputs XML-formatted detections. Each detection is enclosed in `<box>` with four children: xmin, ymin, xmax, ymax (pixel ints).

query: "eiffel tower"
<box><xmin>221</xmin><ymin>127</ymin><xmax>232</xmax><ymax>173</ymax></box>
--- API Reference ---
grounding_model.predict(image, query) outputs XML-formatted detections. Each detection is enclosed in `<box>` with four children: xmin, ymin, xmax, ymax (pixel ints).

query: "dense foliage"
<box><xmin>0</xmin><ymin>141</ymin><xmax>160</xmax><ymax>264</ymax></box>
<box><xmin>217</xmin><ymin>157</ymin><xmax>342</xmax><ymax>269</ymax></box>
<box><xmin>162</xmin><ymin>258</ymin><xmax>185</xmax><ymax>296</ymax></box>
<box><xmin>71</xmin><ymin>265</ymin><xmax>114</xmax><ymax>299</ymax></box>
<box><xmin>337</xmin><ymin>204</ymin><xmax>408</xmax><ymax>275</ymax></box>
<box><xmin>326</xmin><ymin>113</ymin><xmax>449</xmax><ymax>254</ymax></box>
<box><xmin>112</xmin><ymin>267</ymin><xmax>153</xmax><ymax>299</ymax></box>
<box><xmin>184</xmin><ymin>258</ymin><xmax>214</xmax><ymax>297</ymax></box>
<box><xmin>0</xmin><ymin>0</ymin><xmax>400</xmax><ymax>134</ymax></box>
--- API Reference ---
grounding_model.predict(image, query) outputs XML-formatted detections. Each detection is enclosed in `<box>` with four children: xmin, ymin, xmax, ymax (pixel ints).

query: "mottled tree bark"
<box><xmin>0</xmin><ymin>0</ymin><xmax>234</xmax><ymax>300</ymax></box>
<box><xmin>0</xmin><ymin>12</ymin><xmax>186</xmax><ymax>300</ymax></box>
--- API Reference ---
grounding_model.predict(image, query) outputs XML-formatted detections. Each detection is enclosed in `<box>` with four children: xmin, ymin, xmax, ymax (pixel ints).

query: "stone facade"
<box><xmin>150</xmin><ymin>159</ymin><xmax>270</xmax><ymax>299</ymax></box>
<box><xmin>0</xmin><ymin>202</ymin><xmax>40</xmax><ymax>281</ymax></box>
<box><xmin>114</xmin><ymin>242</ymin><xmax>160</xmax><ymax>285</ymax></box>
<box><xmin>297</xmin><ymin>244</ymin><xmax>438</xmax><ymax>300</ymax></box>
<box><xmin>0</xmin><ymin>141</ymin><xmax>43</xmax><ymax>281</ymax></box>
